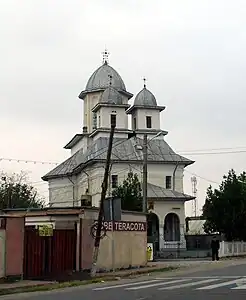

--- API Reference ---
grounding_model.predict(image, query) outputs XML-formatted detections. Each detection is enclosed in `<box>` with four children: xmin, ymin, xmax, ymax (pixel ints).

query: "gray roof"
<box><xmin>100</xmin><ymin>86</ymin><xmax>123</xmax><ymax>104</ymax></box>
<box><xmin>147</xmin><ymin>183</ymin><xmax>194</xmax><ymax>201</ymax></box>
<box><xmin>78</xmin><ymin>62</ymin><xmax>133</xmax><ymax>100</ymax></box>
<box><xmin>42</xmin><ymin>137</ymin><xmax>194</xmax><ymax>180</ymax></box>
<box><xmin>134</xmin><ymin>87</ymin><xmax>157</xmax><ymax>106</ymax></box>
<box><xmin>85</xmin><ymin>62</ymin><xmax>125</xmax><ymax>91</ymax></box>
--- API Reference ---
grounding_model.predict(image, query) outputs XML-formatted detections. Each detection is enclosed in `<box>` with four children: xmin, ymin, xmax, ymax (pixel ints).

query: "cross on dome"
<box><xmin>102</xmin><ymin>49</ymin><xmax>110</xmax><ymax>64</ymax></box>
<box><xmin>143</xmin><ymin>77</ymin><xmax>147</xmax><ymax>88</ymax></box>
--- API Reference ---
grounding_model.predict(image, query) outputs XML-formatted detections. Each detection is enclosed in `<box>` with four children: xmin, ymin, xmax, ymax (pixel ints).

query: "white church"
<box><xmin>42</xmin><ymin>51</ymin><xmax>195</xmax><ymax>252</ymax></box>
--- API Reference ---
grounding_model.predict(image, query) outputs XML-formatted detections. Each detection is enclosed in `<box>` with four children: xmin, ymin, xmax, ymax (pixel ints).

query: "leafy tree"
<box><xmin>0</xmin><ymin>171</ymin><xmax>45</xmax><ymax>209</ymax></box>
<box><xmin>112</xmin><ymin>171</ymin><xmax>142</xmax><ymax>212</ymax></box>
<box><xmin>203</xmin><ymin>169</ymin><xmax>246</xmax><ymax>241</ymax></box>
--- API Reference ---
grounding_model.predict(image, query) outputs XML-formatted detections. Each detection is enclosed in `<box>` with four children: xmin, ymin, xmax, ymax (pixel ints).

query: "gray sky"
<box><xmin>1</xmin><ymin>0</ymin><xmax>246</xmax><ymax>215</ymax></box>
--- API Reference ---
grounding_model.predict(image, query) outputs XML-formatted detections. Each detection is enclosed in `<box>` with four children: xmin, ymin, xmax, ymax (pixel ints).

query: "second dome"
<box><xmin>134</xmin><ymin>86</ymin><xmax>157</xmax><ymax>106</ymax></box>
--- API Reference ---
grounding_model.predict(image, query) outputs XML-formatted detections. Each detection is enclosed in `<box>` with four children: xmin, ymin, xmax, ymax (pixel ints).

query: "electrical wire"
<box><xmin>177</xmin><ymin>146</ymin><xmax>246</xmax><ymax>153</ymax></box>
<box><xmin>1</xmin><ymin>145</ymin><xmax>246</xmax><ymax>166</ymax></box>
<box><xmin>0</xmin><ymin>158</ymin><xmax>58</xmax><ymax>165</ymax></box>
<box><xmin>1</xmin><ymin>137</ymin><xmax>230</xmax><ymax>202</ymax></box>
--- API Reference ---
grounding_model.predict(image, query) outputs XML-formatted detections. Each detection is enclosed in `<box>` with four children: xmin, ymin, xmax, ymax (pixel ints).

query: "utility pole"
<box><xmin>142</xmin><ymin>133</ymin><xmax>148</xmax><ymax>213</ymax></box>
<box><xmin>90</xmin><ymin>123</ymin><xmax>116</xmax><ymax>277</ymax></box>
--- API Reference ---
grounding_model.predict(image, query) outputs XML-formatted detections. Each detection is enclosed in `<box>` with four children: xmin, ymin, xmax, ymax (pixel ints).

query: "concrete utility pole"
<box><xmin>90</xmin><ymin>123</ymin><xmax>116</xmax><ymax>277</ymax></box>
<box><xmin>142</xmin><ymin>133</ymin><xmax>148</xmax><ymax>213</ymax></box>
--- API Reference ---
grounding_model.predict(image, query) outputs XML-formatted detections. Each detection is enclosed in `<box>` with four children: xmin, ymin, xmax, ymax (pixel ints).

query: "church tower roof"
<box><xmin>134</xmin><ymin>86</ymin><xmax>157</xmax><ymax>107</ymax></box>
<box><xmin>100</xmin><ymin>85</ymin><xmax>123</xmax><ymax>104</ymax></box>
<box><xmin>79</xmin><ymin>50</ymin><xmax>133</xmax><ymax>99</ymax></box>
<box><xmin>85</xmin><ymin>62</ymin><xmax>126</xmax><ymax>92</ymax></box>
<box><xmin>126</xmin><ymin>79</ymin><xmax>165</xmax><ymax>114</ymax></box>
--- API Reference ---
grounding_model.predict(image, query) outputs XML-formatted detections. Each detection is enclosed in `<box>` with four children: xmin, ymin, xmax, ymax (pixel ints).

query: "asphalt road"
<box><xmin>2</xmin><ymin>260</ymin><xmax>246</xmax><ymax>300</ymax></box>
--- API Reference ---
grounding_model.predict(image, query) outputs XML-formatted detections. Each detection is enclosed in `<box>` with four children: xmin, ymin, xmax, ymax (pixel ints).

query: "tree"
<box><xmin>112</xmin><ymin>171</ymin><xmax>142</xmax><ymax>212</ymax></box>
<box><xmin>0</xmin><ymin>171</ymin><xmax>45</xmax><ymax>209</ymax></box>
<box><xmin>202</xmin><ymin>169</ymin><xmax>246</xmax><ymax>241</ymax></box>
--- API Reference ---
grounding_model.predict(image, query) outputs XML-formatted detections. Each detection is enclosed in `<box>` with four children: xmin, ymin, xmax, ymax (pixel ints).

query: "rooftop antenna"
<box><xmin>102</xmin><ymin>49</ymin><xmax>110</xmax><ymax>64</ymax></box>
<box><xmin>143</xmin><ymin>77</ymin><xmax>147</xmax><ymax>88</ymax></box>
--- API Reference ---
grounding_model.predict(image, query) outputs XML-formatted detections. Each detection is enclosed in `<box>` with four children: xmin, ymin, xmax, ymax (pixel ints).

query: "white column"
<box><xmin>159</xmin><ymin>223</ymin><xmax>165</xmax><ymax>250</ymax></box>
<box><xmin>180</xmin><ymin>224</ymin><xmax>186</xmax><ymax>249</ymax></box>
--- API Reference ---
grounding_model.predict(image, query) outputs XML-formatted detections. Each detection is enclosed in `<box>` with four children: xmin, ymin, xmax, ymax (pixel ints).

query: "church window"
<box><xmin>98</xmin><ymin>115</ymin><xmax>101</xmax><ymax>127</ymax></box>
<box><xmin>111</xmin><ymin>175</ymin><xmax>118</xmax><ymax>188</ymax></box>
<box><xmin>166</xmin><ymin>176</ymin><xmax>172</xmax><ymax>189</ymax></box>
<box><xmin>146</xmin><ymin>116</ymin><xmax>152</xmax><ymax>128</ymax></box>
<box><xmin>93</xmin><ymin>112</ymin><xmax>97</xmax><ymax>130</ymax></box>
<box><xmin>111</xmin><ymin>114</ymin><xmax>116</xmax><ymax>126</ymax></box>
<box><xmin>133</xmin><ymin>117</ymin><xmax>137</xmax><ymax>130</ymax></box>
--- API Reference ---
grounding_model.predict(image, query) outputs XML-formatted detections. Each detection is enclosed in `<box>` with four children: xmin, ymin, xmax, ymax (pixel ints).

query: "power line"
<box><xmin>184</xmin><ymin>170</ymin><xmax>220</xmax><ymax>185</ymax></box>
<box><xmin>1</xmin><ymin>144</ymin><xmax>246</xmax><ymax>167</ymax></box>
<box><xmin>0</xmin><ymin>158</ymin><xmax>59</xmax><ymax>165</ymax></box>
<box><xmin>178</xmin><ymin>146</ymin><xmax>246</xmax><ymax>153</ymax></box>
<box><xmin>180</xmin><ymin>150</ymin><xmax>246</xmax><ymax>156</ymax></box>
<box><xmin>0</xmin><ymin>138</ymin><xmax>131</xmax><ymax>167</ymax></box>
<box><xmin>146</xmin><ymin>146</ymin><xmax>221</xmax><ymax>185</ymax></box>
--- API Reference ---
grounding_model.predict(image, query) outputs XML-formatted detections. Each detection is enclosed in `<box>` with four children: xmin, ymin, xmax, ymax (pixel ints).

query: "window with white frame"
<box><xmin>111</xmin><ymin>175</ymin><xmax>118</xmax><ymax>188</ymax></box>
<box><xmin>165</xmin><ymin>176</ymin><xmax>172</xmax><ymax>189</ymax></box>
<box><xmin>146</xmin><ymin>116</ymin><xmax>152</xmax><ymax>128</ymax></box>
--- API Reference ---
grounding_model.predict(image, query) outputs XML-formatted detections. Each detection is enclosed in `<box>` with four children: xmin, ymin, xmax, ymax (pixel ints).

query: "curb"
<box><xmin>94</xmin><ymin>265</ymin><xmax>177</xmax><ymax>278</ymax></box>
<box><xmin>0</xmin><ymin>266</ymin><xmax>178</xmax><ymax>296</ymax></box>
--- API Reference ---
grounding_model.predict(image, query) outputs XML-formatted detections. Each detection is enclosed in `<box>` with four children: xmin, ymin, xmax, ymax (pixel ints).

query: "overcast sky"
<box><xmin>1</xmin><ymin>0</ymin><xmax>246</xmax><ymax>216</ymax></box>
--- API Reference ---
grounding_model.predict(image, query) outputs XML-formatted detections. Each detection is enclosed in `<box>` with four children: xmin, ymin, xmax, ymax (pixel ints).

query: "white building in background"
<box><xmin>42</xmin><ymin>51</ymin><xmax>195</xmax><ymax>252</ymax></box>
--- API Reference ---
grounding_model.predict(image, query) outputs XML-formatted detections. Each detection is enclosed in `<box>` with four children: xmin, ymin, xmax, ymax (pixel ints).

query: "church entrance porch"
<box><xmin>158</xmin><ymin>213</ymin><xmax>186</xmax><ymax>258</ymax></box>
<box><xmin>164</xmin><ymin>213</ymin><xmax>180</xmax><ymax>241</ymax></box>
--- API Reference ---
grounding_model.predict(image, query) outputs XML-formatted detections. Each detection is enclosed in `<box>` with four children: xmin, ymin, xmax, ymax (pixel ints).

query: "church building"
<box><xmin>42</xmin><ymin>51</ymin><xmax>195</xmax><ymax>253</ymax></box>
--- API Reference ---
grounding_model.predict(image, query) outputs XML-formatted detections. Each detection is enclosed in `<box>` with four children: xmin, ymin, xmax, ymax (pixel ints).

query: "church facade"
<box><xmin>42</xmin><ymin>52</ymin><xmax>195</xmax><ymax>252</ymax></box>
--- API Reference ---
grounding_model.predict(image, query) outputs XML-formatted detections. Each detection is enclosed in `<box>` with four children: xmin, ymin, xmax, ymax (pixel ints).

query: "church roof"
<box><xmin>86</xmin><ymin>62</ymin><xmax>126</xmax><ymax>91</ymax></box>
<box><xmin>146</xmin><ymin>183</ymin><xmax>194</xmax><ymax>201</ymax></box>
<box><xmin>42</xmin><ymin>137</ymin><xmax>194</xmax><ymax>181</ymax></box>
<box><xmin>79</xmin><ymin>62</ymin><xmax>133</xmax><ymax>99</ymax></box>
<box><xmin>100</xmin><ymin>86</ymin><xmax>123</xmax><ymax>104</ymax></box>
<box><xmin>134</xmin><ymin>86</ymin><xmax>157</xmax><ymax>106</ymax></box>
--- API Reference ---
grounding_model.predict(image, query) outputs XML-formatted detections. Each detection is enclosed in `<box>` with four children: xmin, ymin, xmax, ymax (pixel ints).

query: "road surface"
<box><xmin>2</xmin><ymin>259</ymin><xmax>246</xmax><ymax>300</ymax></box>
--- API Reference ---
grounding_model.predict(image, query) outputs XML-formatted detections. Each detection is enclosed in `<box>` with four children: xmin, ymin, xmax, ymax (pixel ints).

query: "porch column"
<box><xmin>159</xmin><ymin>222</ymin><xmax>165</xmax><ymax>250</ymax></box>
<box><xmin>180</xmin><ymin>224</ymin><xmax>186</xmax><ymax>249</ymax></box>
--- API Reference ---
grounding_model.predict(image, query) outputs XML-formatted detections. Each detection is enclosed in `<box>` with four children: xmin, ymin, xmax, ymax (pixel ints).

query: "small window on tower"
<box><xmin>111</xmin><ymin>175</ymin><xmax>118</xmax><ymax>188</ymax></box>
<box><xmin>93</xmin><ymin>112</ymin><xmax>97</xmax><ymax>130</ymax></box>
<box><xmin>146</xmin><ymin>116</ymin><xmax>152</xmax><ymax>128</ymax></box>
<box><xmin>111</xmin><ymin>114</ymin><xmax>116</xmax><ymax>126</ymax></box>
<box><xmin>133</xmin><ymin>117</ymin><xmax>137</xmax><ymax>130</ymax></box>
<box><xmin>166</xmin><ymin>176</ymin><xmax>172</xmax><ymax>189</ymax></box>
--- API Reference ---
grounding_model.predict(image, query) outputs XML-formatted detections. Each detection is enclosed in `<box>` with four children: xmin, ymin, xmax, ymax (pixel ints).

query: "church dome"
<box><xmin>85</xmin><ymin>61</ymin><xmax>126</xmax><ymax>92</ymax></box>
<box><xmin>100</xmin><ymin>86</ymin><xmax>123</xmax><ymax>104</ymax></box>
<box><xmin>134</xmin><ymin>86</ymin><xmax>157</xmax><ymax>106</ymax></box>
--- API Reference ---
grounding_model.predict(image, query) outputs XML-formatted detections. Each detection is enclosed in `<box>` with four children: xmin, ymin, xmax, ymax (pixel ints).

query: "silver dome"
<box><xmin>134</xmin><ymin>87</ymin><xmax>157</xmax><ymax>106</ymax></box>
<box><xmin>100</xmin><ymin>86</ymin><xmax>123</xmax><ymax>104</ymax></box>
<box><xmin>85</xmin><ymin>62</ymin><xmax>126</xmax><ymax>91</ymax></box>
